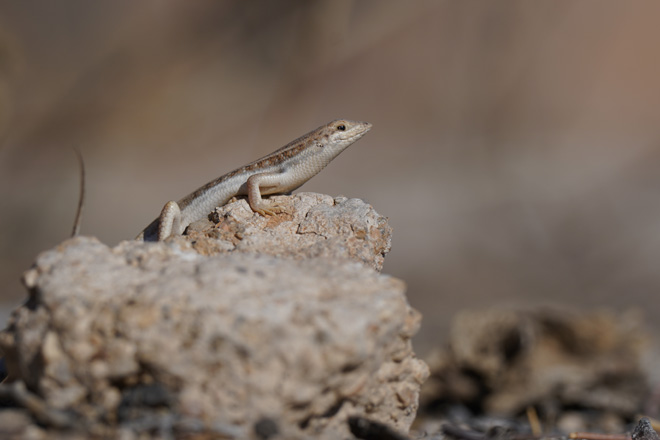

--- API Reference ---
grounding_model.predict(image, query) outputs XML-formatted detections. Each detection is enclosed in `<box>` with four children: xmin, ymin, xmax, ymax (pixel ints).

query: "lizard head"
<box><xmin>318</xmin><ymin>119</ymin><xmax>372</xmax><ymax>155</ymax></box>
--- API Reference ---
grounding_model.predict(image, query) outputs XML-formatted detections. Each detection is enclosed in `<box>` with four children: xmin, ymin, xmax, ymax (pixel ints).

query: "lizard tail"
<box><xmin>71</xmin><ymin>148</ymin><xmax>85</xmax><ymax>237</ymax></box>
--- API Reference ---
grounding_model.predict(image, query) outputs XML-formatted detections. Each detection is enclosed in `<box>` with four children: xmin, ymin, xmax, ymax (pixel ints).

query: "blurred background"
<box><xmin>1</xmin><ymin>1</ymin><xmax>660</xmax><ymax>355</ymax></box>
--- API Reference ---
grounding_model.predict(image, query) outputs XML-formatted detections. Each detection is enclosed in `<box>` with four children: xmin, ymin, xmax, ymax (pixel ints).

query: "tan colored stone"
<box><xmin>0</xmin><ymin>195</ymin><xmax>426</xmax><ymax>439</ymax></box>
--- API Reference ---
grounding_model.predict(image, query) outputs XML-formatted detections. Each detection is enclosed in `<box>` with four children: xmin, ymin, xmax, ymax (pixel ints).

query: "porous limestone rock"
<box><xmin>179</xmin><ymin>193</ymin><xmax>392</xmax><ymax>271</ymax></box>
<box><xmin>0</xmin><ymin>194</ymin><xmax>427</xmax><ymax>439</ymax></box>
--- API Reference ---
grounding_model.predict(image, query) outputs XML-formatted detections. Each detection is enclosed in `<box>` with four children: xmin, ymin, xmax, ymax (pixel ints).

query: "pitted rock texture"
<box><xmin>0</xmin><ymin>225</ymin><xmax>426</xmax><ymax>439</ymax></box>
<box><xmin>176</xmin><ymin>192</ymin><xmax>392</xmax><ymax>272</ymax></box>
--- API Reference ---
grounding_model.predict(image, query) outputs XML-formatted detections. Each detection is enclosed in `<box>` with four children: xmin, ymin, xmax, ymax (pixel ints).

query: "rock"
<box><xmin>632</xmin><ymin>418</ymin><xmax>660</xmax><ymax>440</ymax></box>
<box><xmin>0</xmin><ymin>194</ymin><xmax>427</xmax><ymax>439</ymax></box>
<box><xmin>556</xmin><ymin>411</ymin><xmax>588</xmax><ymax>434</ymax></box>
<box><xmin>420</xmin><ymin>307</ymin><xmax>647</xmax><ymax>418</ymax></box>
<box><xmin>176</xmin><ymin>193</ymin><xmax>392</xmax><ymax>272</ymax></box>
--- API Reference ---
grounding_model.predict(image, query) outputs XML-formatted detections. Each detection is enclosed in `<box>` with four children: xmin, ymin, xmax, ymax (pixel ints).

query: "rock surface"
<box><xmin>420</xmin><ymin>307</ymin><xmax>647</xmax><ymax>425</ymax></box>
<box><xmin>173</xmin><ymin>193</ymin><xmax>392</xmax><ymax>272</ymax></box>
<box><xmin>0</xmin><ymin>194</ymin><xmax>427</xmax><ymax>439</ymax></box>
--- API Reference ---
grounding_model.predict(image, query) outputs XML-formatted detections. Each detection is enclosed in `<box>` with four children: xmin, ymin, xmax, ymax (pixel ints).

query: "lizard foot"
<box><xmin>253</xmin><ymin>202</ymin><xmax>286</xmax><ymax>216</ymax></box>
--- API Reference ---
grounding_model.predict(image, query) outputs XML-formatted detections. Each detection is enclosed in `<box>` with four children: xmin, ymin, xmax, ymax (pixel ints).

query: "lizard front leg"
<box><xmin>246</xmin><ymin>173</ymin><xmax>287</xmax><ymax>216</ymax></box>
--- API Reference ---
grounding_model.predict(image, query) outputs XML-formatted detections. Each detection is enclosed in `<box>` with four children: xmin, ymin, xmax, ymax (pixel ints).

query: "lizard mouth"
<box><xmin>343</xmin><ymin>122</ymin><xmax>372</xmax><ymax>141</ymax></box>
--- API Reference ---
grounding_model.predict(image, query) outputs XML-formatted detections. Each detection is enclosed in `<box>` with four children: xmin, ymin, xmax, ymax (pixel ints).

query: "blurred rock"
<box><xmin>421</xmin><ymin>308</ymin><xmax>648</xmax><ymax>422</ymax></box>
<box><xmin>556</xmin><ymin>411</ymin><xmax>588</xmax><ymax>434</ymax></box>
<box><xmin>0</xmin><ymin>195</ymin><xmax>426</xmax><ymax>439</ymax></box>
<box><xmin>632</xmin><ymin>418</ymin><xmax>660</xmax><ymax>440</ymax></box>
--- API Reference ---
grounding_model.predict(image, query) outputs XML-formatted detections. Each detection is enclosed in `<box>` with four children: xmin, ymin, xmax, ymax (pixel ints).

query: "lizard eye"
<box><xmin>337</xmin><ymin>124</ymin><xmax>346</xmax><ymax>131</ymax></box>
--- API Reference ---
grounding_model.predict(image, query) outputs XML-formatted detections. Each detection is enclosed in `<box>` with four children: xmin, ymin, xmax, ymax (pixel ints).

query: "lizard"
<box><xmin>136</xmin><ymin>119</ymin><xmax>372</xmax><ymax>242</ymax></box>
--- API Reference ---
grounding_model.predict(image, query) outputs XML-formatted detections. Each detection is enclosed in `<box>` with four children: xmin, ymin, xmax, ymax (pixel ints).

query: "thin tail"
<box><xmin>71</xmin><ymin>148</ymin><xmax>85</xmax><ymax>237</ymax></box>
